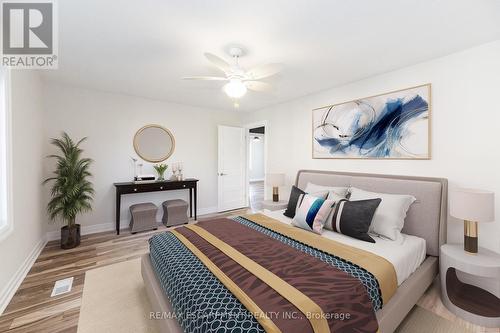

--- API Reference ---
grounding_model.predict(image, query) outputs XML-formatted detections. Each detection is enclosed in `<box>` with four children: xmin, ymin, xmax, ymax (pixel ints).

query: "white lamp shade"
<box><xmin>450</xmin><ymin>188</ymin><xmax>495</xmax><ymax>222</ymax></box>
<box><xmin>266</xmin><ymin>173</ymin><xmax>285</xmax><ymax>187</ymax></box>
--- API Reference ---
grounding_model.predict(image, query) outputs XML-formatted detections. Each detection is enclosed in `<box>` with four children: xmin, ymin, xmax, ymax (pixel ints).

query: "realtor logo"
<box><xmin>1</xmin><ymin>0</ymin><xmax>58</xmax><ymax>68</ymax></box>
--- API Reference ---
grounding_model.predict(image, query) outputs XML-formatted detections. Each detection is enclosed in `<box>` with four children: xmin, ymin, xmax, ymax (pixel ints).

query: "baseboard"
<box><xmin>45</xmin><ymin>222</ymin><xmax>118</xmax><ymax>241</ymax></box>
<box><xmin>0</xmin><ymin>236</ymin><xmax>47</xmax><ymax>315</ymax></box>
<box><xmin>197</xmin><ymin>206</ymin><xmax>218</xmax><ymax>215</ymax></box>
<box><xmin>46</xmin><ymin>206</ymin><xmax>219</xmax><ymax>241</ymax></box>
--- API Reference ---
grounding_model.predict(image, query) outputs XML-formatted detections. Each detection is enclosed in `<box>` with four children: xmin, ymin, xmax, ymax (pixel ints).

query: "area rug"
<box><xmin>77</xmin><ymin>258</ymin><xmax>470</xmax><ymax>333</ymax></box>
<box><xmin>77</xmin><ymin>259</ymin><xmax>158</xmax><ymax>333</ymax></box>
<box><xmin>395</xmin><ymin>305</ymin><xmax>471</xmax><ymax>333</ymax></box>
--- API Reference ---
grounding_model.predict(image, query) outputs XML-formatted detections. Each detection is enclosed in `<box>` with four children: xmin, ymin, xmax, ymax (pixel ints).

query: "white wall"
<box><xmin>242</xmin><ymin>40</ymin><xmax>500</xmax><ymax>253</ymax></box>
<box><xmin>42</xmin><ymin>83</ymin><xmax>240</xmax><ymax>235</ymax></box>
<box><xmin>0</xmin><ymin>71</ymin><xmax>46</xmax><ymax>314</ymax></box>
<box><xmin>249</xmin><ymin>134</ymin><xmax>265</xmax><ymax>181</ymax></box>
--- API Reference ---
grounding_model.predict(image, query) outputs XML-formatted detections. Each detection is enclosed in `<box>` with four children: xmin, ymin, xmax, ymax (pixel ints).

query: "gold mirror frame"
<box><xmin>133</xmin><ymin>124</ymin><xmax>176</xmax><ymax>162</ymax></box>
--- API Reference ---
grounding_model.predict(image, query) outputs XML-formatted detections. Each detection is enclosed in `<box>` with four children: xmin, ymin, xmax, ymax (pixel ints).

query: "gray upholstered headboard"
<box><xmin>295</xmin><ymin>170</ymin><xmax>448</xmax><ymax>256</ymax></box>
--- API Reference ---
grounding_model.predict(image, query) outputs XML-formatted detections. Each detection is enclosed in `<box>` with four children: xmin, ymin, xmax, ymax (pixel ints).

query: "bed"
<box><xmin>141</xmin><ymin>170</ymin><xmax>448</xmax><ymax>333</ymax></box>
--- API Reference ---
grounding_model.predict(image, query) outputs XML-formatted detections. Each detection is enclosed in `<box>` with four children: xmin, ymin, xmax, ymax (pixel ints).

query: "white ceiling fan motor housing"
<box><xmin>228</xmin><ymin>46</ymin><xmax>244</xmax><ymax>58</ymax></box>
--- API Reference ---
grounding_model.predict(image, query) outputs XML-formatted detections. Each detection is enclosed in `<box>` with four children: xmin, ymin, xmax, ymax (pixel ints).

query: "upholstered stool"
<box><xmin>162</xmin><ymin>199</ymin><xmax>189</xmax><ymax>227</ymax></box>
<box><xmin>129</xmin><ymin>203</ymin><xmax>158</xmax><ymax>233</ymax></box>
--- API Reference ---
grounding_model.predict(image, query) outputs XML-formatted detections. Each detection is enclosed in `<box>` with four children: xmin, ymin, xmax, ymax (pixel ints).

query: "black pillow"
<box><xmin>328</xmin><ymin>198</ymin><xmax>382</xmax><ymax>243</ymax></box>
<box><xmin>283</xmin><ymin>186</ymin><xmax>306</xmax><ymax>218</ymax></box>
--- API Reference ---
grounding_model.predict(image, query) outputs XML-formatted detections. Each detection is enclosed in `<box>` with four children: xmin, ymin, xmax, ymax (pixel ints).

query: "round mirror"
<box><xmin>133</xmin><ymin>125</ymin><xmax>175</xmax><ymax>162</ymax></box>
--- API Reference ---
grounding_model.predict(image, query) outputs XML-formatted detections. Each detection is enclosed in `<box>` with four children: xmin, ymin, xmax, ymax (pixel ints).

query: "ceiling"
<box><xmin>41</xmin><ymin>0</ymin><xmax>500</xmax><ymax>111</ymax></box>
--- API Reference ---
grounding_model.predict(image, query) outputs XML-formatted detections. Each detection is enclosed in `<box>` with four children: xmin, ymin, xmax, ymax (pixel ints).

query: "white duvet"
<box><xmin>261</xmin><ymin>209</ymin><xmax>426</xmax><ymax>286</ymax></box>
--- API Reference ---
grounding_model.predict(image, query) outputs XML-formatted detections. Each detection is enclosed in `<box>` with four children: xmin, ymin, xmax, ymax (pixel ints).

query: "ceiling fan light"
<box><xmin>223</xmin><ymin>79</ymin><xmax>247</xmax><ymax>98</ymax></box>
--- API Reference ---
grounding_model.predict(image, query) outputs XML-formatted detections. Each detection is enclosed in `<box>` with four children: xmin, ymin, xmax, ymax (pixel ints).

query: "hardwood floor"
<box><xmin>249</xmin><ymin>181</ymin><xmax>264</xmax><ymax>211</ymax></box>
<box><xmin>0</xmin><ymin>207</ymin><xmax>497</xmax><ymax>333</ymax></box>
<box><xmin>417</xmin><ymin>278</ymin><xmax>500</xmax><ymax>333</ymax></box>
<box><xmin>0</xmin><ymin>209</ymin><xmax>249</xmax><ymax>333</ymax></box>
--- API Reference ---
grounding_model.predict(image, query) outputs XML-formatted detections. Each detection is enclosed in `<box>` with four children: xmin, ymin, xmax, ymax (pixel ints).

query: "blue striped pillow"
<box><xmin>292</xmin><ymin>194</ymin><xmax>335</xmax><ymax>234</ymax></box>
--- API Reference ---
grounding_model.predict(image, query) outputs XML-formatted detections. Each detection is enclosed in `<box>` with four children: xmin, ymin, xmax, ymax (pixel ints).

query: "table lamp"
<box><xmin>450</xmin><ymin>188</ymin><xmax>495</xmax><ymax>254</ymax></box>
<box><xmin>266</xmin><ymin>173</ymin><xmax>285</xmax><ymax>202</ymax></box>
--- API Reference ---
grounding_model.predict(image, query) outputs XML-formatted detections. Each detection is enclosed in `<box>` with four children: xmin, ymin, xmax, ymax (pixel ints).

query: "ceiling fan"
<box><xmin>183</xmin><ymin>47</ymin><xmax>283</xmax><ymax>107</ymax></box>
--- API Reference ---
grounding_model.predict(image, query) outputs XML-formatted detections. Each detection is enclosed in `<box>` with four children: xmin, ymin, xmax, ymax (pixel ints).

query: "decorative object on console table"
<box><xmin>262</xmin><ymin>200</ymin><xmax>288</xmax><ymax>211</ymax></box>
<box><xmin>449</xmin><ymin>188</ymin><xmax>494</xmax><ymax>253</ymax></box>
<box><xmin>44</xmin><ymin>132</ymin><xmax>94</xmax><ymax>249</ymax></box>
<box><xmin>134</xmin><ymin>174</ymin><xmax>156</xmax><ymax>184</ymax></box>
<box><xmin>114</xmin><ymin>179</ymin><xmax>198</xmax><ymax>235</ymax></box>
<box><xmin>440</xmin><ymin>244</ymin><xmax>500</xmax><ymax>327</ymax></box>
<box><xmin>178</xmin><ymin>162</ymin><xmax>184</xmax><ymax>181</ymax></box>
<box><xmin>131</xmin><ymin>156</ymin><xmax>138</xmax><ymax>179</ymax></box>
<box><xmin>266</xmin><ymin>173</ymin><xmax>285</xmax><ymax>202</ymax></box>
<box><xmin>171</xmin><ymin>162</ymin><xmax>183</xmax><ymax>181</ymax></box>
<box><xmin>153</xmin><ymin>163</ymin><xmax>168</xmax><ymax>181</ymax></box>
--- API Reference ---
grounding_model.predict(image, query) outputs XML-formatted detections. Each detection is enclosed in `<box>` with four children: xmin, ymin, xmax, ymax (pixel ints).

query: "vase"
<box><xmin>157</xmin><ymin>171</ymin><xmax>165</xmax><ymax>181</ymax></box>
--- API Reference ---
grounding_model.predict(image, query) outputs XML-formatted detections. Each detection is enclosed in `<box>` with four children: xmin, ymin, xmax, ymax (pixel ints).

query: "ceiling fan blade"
<box><xmin>245</xmin><ymin>63</ymin><xmax>283</xmax><ymax>80</ymax></box>
<box><xmin>182</xmin><ymin>76</ymin><xmax>228</xmax><ymax>81</ymax></box>
<box><xmin>245</xmin><ymin>81</ymin><xmax>274</xmax><ymax>92</ymax></box>
<box><xmin>204</xmin><ymin>53</ymin><xmax>231</xmax><ymax>73</ymax></box>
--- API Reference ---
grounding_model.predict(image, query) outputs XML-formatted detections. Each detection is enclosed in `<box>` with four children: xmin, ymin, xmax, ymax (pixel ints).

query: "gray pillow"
<box><xmin>328</xmin><ymin>198</ymin><xmax>382</xmax><ymax>243</ymax></box>
<box><xmin>283</xmin><ymin>186</ymin><xmax>305</xmax><ymax>218</ymax></box>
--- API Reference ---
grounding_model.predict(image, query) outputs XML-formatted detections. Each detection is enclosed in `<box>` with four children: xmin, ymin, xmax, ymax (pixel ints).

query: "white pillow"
<box><xmin>349</xmin><ymin>187</ymin><xmax>416</xmax><ymax>240</ymax></box>
<box><xmin>304</xmin><ymin>182</ymin><xmax>349</xmax><ymax>197</ymax></box>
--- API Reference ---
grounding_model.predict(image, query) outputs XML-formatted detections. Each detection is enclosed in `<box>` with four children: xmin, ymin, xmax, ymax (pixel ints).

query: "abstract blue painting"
<box><xmin>312</xmin><ymin>84</ymin><xmax>430</xmax><ymax>159</ymax></box>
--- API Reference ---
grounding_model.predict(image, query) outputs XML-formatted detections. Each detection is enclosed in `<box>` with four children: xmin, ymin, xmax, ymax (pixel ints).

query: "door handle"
<box><xmin>219</xmin><ymin>173</ymin><xmax>227</xmax><ymax>176</ymax></box>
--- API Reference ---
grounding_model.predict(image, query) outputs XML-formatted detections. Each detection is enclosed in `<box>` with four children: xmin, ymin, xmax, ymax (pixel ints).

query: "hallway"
<box><xmin>249</xmin><ymin>181</ymin><xmax>264</xmax><ymax>212</ymax></box>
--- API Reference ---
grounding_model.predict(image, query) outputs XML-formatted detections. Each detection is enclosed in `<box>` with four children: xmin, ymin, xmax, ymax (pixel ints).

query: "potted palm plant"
<box><xmin>44</xmin><ymin>132</ymin><xmax>94</xmax><ymax>249</ymax></box>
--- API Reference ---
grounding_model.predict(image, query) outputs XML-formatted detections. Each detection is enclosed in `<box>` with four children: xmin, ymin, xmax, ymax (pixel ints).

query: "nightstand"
<box><xmin>440</xmin><ymin>244</ymin><xmax>500</xmax><ymax>327</ymax></box>
<box><xmin>261</xmin><ymin>200</ymin><xmax>288</xmax><ymax>211</ymax></box>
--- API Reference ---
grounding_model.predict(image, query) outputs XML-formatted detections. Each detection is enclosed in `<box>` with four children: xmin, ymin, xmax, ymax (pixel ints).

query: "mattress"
<box><xmin>262</xmin><ymin>209</ymin><xmax>427</xmax><ymax>285</ymax></box>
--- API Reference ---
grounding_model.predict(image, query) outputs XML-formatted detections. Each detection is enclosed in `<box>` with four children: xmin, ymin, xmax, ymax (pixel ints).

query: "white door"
<box><xmin>218</xmin><ymin>125</ymin><xmax>247</xmax><ymax>212</ymax></box>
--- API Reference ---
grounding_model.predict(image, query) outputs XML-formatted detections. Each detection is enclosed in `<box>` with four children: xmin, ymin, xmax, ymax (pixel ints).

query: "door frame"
<box><xmin>244</xmin><ymin>120</ymin><xmax>268</xmax><ymax>203</ymax></box>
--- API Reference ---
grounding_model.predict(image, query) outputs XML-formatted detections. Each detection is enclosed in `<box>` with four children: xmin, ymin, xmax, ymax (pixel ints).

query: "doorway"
<box><xmin>248</xmin><ymin>125</ymin><xmax>265</xmax><ymax>211</ymax></box>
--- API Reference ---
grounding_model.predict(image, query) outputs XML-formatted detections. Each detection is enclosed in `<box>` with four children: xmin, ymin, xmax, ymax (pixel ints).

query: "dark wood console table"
<box><xmin>114</xmin><ymin>179</ymin><xmax>198</xmax><ymax>235</ymax></box>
